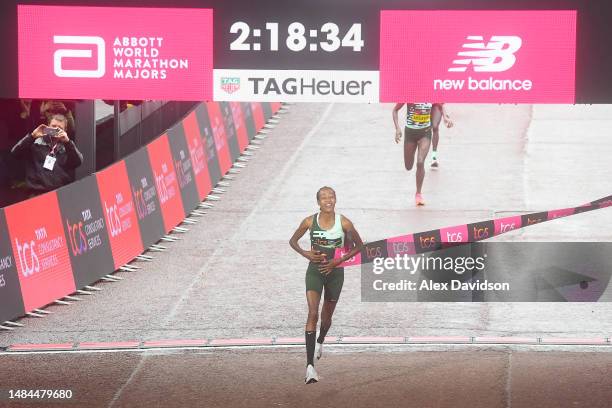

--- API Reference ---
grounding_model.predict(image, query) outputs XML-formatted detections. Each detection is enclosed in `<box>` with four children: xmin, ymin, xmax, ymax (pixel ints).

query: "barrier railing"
<box><xmin>0</xmin><ymin>101</ymin><xmax>283</xmax><ymax>326</ymax></box>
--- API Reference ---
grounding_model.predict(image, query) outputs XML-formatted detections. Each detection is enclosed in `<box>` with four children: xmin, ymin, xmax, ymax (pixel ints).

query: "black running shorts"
<box><xmin>404</xmin><ymin>127</ymin><xmax>432</xmax><ymax>143</ymax></box>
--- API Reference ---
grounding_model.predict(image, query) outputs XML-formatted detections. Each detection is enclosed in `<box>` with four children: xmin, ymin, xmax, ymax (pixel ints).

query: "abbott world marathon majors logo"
<box><xmin>53</xmin><ymin>35</ymin><xmax>189</xmax><ymax>80</ymax></box>
<box><xmin>435</xmin><ymin>35</ymin><xmax>532</xmax><ymax>92</ymax></box>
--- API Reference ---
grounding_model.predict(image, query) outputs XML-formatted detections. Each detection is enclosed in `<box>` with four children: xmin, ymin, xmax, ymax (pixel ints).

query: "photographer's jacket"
<box><xmin>11</xmin><ymin>134</ymin><xmax>83</xmax><ymax>193</ymax></box>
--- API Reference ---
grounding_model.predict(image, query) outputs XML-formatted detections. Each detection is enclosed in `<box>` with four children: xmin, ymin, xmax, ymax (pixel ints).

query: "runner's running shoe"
<box><xmin>415</xmin><ymin>193</ymin><xmax>425</xmax><ymax>206</ymax></box>
<box><xmin>305</xmin><ymin>364</ymin><xmax>319</xmax><ymax>384</ymax></box>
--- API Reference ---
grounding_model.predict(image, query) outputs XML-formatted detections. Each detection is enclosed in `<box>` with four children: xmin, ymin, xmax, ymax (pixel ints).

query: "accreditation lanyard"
<box><xmin>43</xmin><ymin>141</ymin><xmax>60</xmax><ymax>171</ymax></box>
<box><xmin>49</xmin><ymin>141</ymin><xmax>59</xmax><ymax>157</ymax></box>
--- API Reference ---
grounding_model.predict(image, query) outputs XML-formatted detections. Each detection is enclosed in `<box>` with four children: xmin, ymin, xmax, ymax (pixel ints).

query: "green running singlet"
<box><xmin>305</xmin><ymin>213</ymin><xmax>345</xmax><ymax>301</ymax></box>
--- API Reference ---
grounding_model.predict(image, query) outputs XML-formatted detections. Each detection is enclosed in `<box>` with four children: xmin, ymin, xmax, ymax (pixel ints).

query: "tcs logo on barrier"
<box><xmin>104</xmin><ymin>194</ymin><xmax>124</xmax><ymax>238</ymax></box>
<box><xmin>15</xmin><ymin>238</ymin><xmax>40</xmax><ymax>277</ymax></box>
<box><xmin>419</xmin><ymin>236</ymin><xmax>436</xmax><ymax>248</ymax></box>
<box><xmin>53</xmin><ymin>35</ymin><xmax>105</xmax><ymax>78</ymax></box>
<box><xmin>365</xmin><ymin>246</ymin><xmax>382</xmax><ymax>259</ymax></box>
<box><xmin>445</xmin><ymin>231</ymin><xmax>463</xmax><ymax>243</ymax></box>
<box><xmin>14</xmin><ymin>227</ymin><xmax>47</xmax><ymax>278</ymax></box>
<box><xmin>154</xmin><ymin>163</ymin><xmax>172</xmax><ymax>204</ymax></box>
<box><xmin>65</xmin><ymin>209</ymin><xmax>93</xmax><ymax>256</ymax></box>
<box><xmin>66</xmin><ymin>219</ymin><xmax>87</xmax><ymax>256</ymax></box>
<box><xmin>472</xmin><ymin>226</ymin><xmax>490</xmax><ymax>240</ymax></box>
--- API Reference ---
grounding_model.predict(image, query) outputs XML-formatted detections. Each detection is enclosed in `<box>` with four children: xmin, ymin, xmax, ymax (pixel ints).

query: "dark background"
<box><xmin>56</xmin><ymin>175</ymin><xmax>116</xmax><ymax>288</ymax></box>
<box><xmin>1</xmin><ymin>0</ymin><xmax>611</xmax><ymax>102</ymax></box>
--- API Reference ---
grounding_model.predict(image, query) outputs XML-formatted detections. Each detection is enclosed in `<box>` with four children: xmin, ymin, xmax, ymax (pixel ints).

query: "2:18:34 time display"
<box><xmin>229</xmin><ymin>22</ymin><xmax>364</xmax><ymax>52</ymax></box>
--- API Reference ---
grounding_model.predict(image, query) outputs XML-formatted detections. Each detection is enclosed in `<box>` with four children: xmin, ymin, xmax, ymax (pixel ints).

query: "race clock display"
<box><xmin>229</xmin><ymin>22</ymin><xmax>364</xmax><ymax>52</ymax></box>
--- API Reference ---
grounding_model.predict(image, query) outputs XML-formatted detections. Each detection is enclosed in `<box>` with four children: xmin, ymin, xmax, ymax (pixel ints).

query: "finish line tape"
<box><xmin>334</xmin><ymin>195</ymin><xmax>612</xmax><ymax>267</ymax></box>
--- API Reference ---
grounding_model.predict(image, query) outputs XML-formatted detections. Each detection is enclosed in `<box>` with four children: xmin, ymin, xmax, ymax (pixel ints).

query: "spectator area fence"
<box><xmin>0</xmin><ymin>101</ymin><xmax>281</xmax><ymax>325</ymax></box>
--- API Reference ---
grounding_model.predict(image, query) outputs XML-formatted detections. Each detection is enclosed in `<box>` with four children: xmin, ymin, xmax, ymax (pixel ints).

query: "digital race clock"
<box><xmin>229</xmin><ymin>22</ymin><xmax>364</xmax><ymax>52</ymax></box>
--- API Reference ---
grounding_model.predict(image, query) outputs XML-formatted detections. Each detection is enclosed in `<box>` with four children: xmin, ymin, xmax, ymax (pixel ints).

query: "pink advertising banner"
<box><xmin>18</xmin><ymin>5</ymin><xmax>213</xmax><ymax>101</ymax></box>
<box><xmin>380</xmin><ymin>10</ymin><xmax>576</xmax><ymax>103</ymax></box>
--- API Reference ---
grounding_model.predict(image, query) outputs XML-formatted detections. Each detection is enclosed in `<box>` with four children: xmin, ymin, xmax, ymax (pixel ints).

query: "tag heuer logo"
<box><xmin>221</xmin><ymin>77</ymin><xmax>240</xmax><ymax>93</ymax></box>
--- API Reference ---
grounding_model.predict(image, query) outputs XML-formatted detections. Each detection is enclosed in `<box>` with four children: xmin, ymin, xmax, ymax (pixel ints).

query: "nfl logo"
<box><xmin>221</xmin><ymin>77</ymin><xmax>240</xmax><ymax>94</ymax></box>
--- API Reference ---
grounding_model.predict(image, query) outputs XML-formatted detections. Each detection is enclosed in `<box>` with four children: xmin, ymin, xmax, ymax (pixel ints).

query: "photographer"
<box><xmin>10</xmin><ymin>113</ymin><xmax>83</xmax><ymax>197</ymax></box>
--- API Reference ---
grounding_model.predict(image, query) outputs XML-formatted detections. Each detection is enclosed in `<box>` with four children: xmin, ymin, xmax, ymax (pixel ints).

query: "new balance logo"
<box><xmin>312</xmin><ymin>231</ymin><xmax>327</xmax><ymax>238</ymax></box>
<box><xmin>53</xmin><ymin>35</ymin><xmax>105</xmax><ymax>78</ymax></box>
<box><xmin>449</xmin><ymin>36</ymin><xmax>522</xmax><ymax>73</ymax></box>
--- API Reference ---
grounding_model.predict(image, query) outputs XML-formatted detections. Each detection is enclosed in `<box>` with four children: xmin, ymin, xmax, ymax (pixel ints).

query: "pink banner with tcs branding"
<box><xmin>18</xmin><ymin>5</ymin><xmax>213</xmax><ymax>101</ymax></box>
<box><xmin>379</xmin><ymin>10</ymin><xmax>576</xmax><ymax>103</ymax></box>
<box><xmin>4</xmin><ymin>192</ymin><xmax>76</xmax><ymax>312</ymax></box>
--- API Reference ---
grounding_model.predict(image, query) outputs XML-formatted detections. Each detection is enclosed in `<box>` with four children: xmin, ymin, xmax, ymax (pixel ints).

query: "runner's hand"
<box><xmin>444</xmin><ymin>117</ymin><xmax>454</xmax><ymax>128</ymax></box>
<box><xmin>319</xmin><ymin>259</ymin><xmax>340</xmax><ymax>275</ymax></box>
<box><xmin>395</xmin><ymin>130</ymin><xmax>402</xmax><ymax>144</ymax></box>
<box><xmin>306</xmin><ymin>250</ymin><xmax>326</xmax><ymax>263</ymax></box>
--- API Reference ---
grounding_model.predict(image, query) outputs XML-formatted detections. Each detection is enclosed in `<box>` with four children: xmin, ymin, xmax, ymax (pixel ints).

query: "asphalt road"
<box><xmin>1</xmin><ymin>346</ymin><xmax>611</xmax><ymax>408</ymax></box>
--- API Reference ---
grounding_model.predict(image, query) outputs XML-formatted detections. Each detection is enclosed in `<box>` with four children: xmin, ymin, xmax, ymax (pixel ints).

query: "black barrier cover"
<box><xmin>124</xmin><ymin>147</ymin><xmax>166</xmax><ymax>249</ymax></box>
<box><xmin>194</xmin><ymin>104</ymin><xmax>222</xmax><ymax>186</ymax></box>
<box><xmin>56</xmin><ymin>176</ymin><xmax>115</xmax><ymax>289</ymax></box>
<box><xmin>575</xmin><ymin>205</ymin><xmax>598</xmax><ymax>214</ymax></box>
<box><xmin>591</xmin><ymin>195</ymin><xmax>612</xmax><ymax>206</ymax></box>
<box><xmin>261</xmin><ymin>103</ymin><xmax>273</xmax><ymax>121</ymax></box>
<box><xmin>0</xmin><ymin>209</ymin><xmax>25</xmax><ymax>323</ymax></box>
<box><xmin>240</xmin><ymin>102</ymin><xmax>257</xmax><ymax>140</ymax></box>
<box><xmin>167</xmin><ymin>125</ymin><xmax>201</xmax><ymax>215</ymax></box>
<box><xmin>220</xmin><ymin>102</ymin><xmax>241</xmax><ymax>161</ymax></box>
